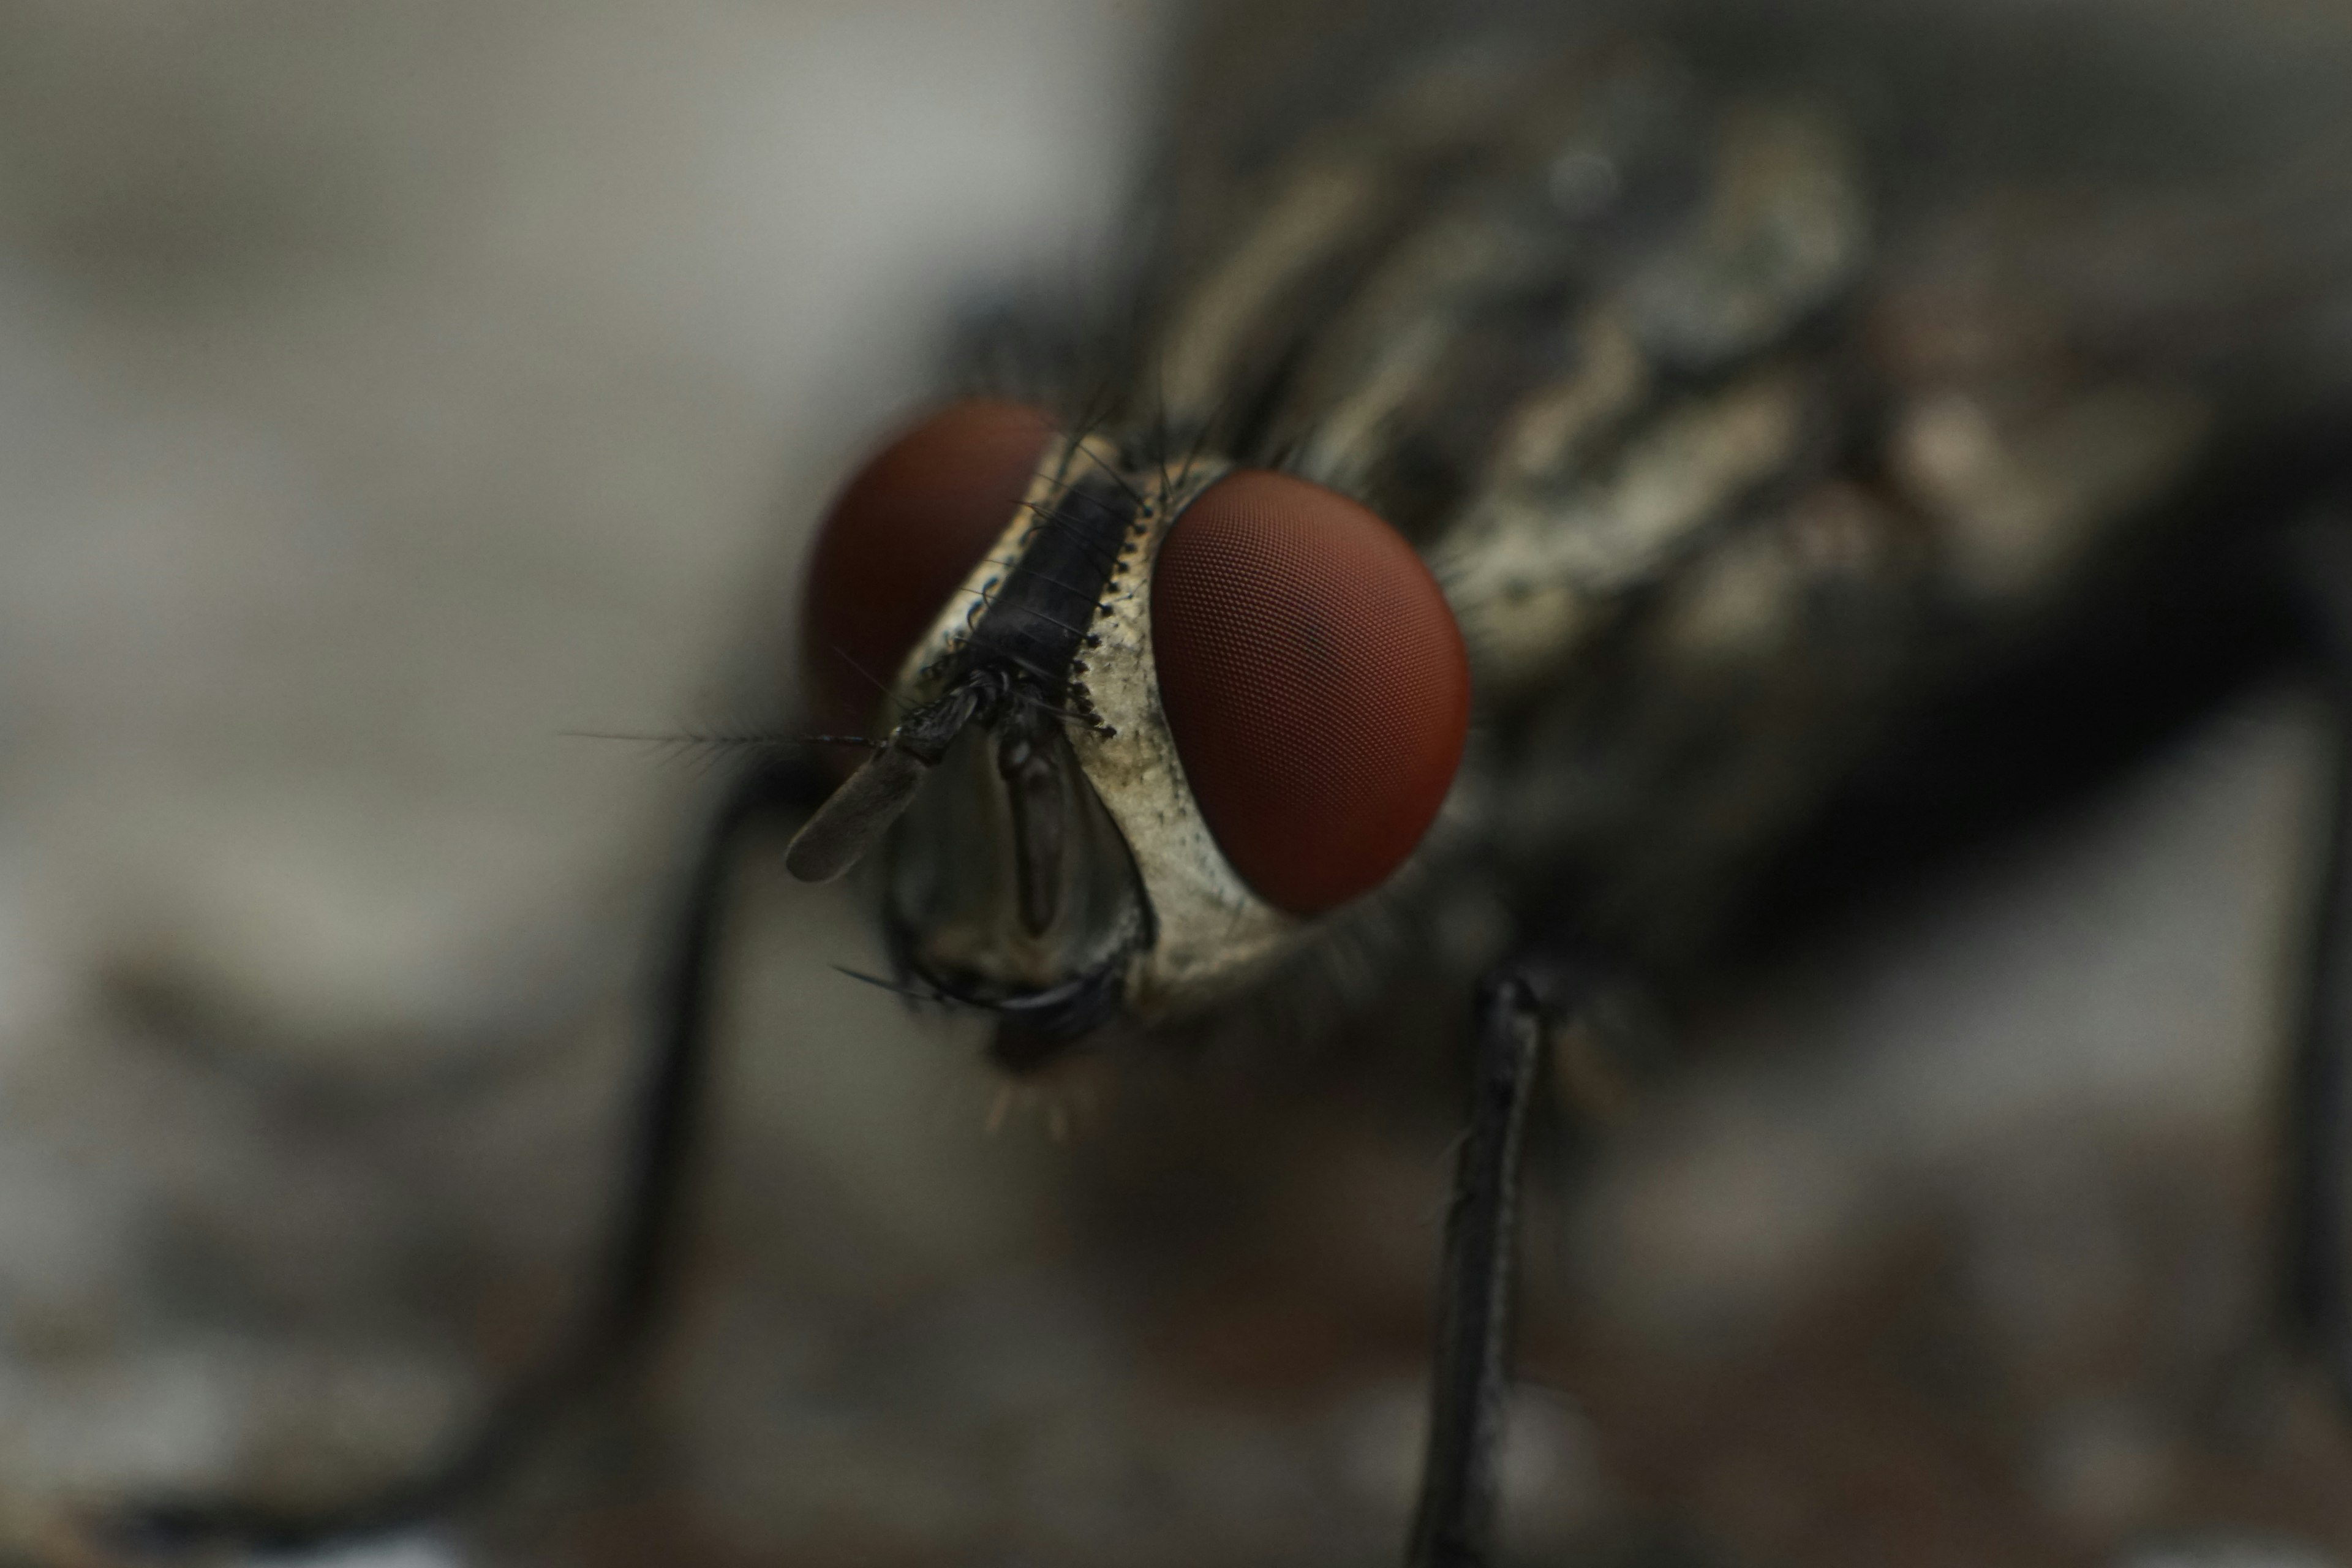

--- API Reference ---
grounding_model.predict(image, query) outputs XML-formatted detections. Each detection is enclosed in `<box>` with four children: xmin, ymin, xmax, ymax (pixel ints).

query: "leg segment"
<box><xmin>109</xmin><ymin>754</ymin><xmax>828</xmax><ymax>1555</ymax></box>
<box><xmin>2289</xmin><ymin>527</ymin><xmax>2352</xmax><ymax>1411</ymax></box>
<box><xmin>1406</xmin><ymin>968</ymin><xmax>1551</xmax><ymax>1568</ymax></box>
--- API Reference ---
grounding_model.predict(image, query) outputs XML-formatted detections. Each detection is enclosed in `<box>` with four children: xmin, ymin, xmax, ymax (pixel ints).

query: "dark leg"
<box><xmin>108</xmin><ymin>754</ymin><xmax>828</xmax><ymax>1555</ymax></box>
<box><xmin>2288</xmin><ymin>526</ymin><xmax>2352</xmax><ymax>1412</ymax></box>
<box><xmin>1406</xmin><ymin>968</ymin><xmax>1553</xmax><ymax>1568</ymax></box>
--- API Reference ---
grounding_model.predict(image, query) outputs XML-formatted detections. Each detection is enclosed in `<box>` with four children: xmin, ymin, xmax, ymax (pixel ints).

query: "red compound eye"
<box><xmin>1150</xmin><ymin>470</ymin><xmax>1471</xmax><ymax>914</ymax></box>
<box><xmin>801</xmin><ymin>399</ymin><xmax>1055</xmax><ymax>737</ymax></box>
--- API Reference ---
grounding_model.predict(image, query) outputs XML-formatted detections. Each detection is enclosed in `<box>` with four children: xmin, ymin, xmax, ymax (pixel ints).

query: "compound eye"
<box><xmin>801</xmin><ymin>399</ymin><xmax>1055</xmax><ymax>734</ymax></box>
<box><xmin>1150</xmin><ymin>470</ymin><xmax>1471</xmax><ymax>914</ymax></box>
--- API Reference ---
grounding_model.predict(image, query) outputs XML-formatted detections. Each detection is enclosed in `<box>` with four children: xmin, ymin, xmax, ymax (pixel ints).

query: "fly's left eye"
<box><xmin>800</xmin><ymin>399</ymin><xmax>1055</xmax><ymax>734</ymax></box>
<box><xmin>1150</xmin><ymin>470</ymin><xmax>1471</xmax><ymax>915</ymax></box>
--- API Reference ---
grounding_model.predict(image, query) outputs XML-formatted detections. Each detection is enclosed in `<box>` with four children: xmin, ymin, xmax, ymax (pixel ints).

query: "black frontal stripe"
<box><xmin>959</xmin><ymin>470</ymin><xmax>1136</xmax><ymax>696</ymax></box>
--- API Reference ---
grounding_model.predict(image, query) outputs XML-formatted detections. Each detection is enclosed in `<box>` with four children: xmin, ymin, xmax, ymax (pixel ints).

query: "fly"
<box><xmin>103</xmin><ymin>1</ymin><xmax>2352</xmax><ymax>1562</ymax></box>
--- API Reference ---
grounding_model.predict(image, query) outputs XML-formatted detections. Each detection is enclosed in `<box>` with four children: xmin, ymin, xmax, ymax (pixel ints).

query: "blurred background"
<box><xmin>0</xmin><ymin>1</ymin><xmax>2348</xmax><ymax>1565</ymax></box>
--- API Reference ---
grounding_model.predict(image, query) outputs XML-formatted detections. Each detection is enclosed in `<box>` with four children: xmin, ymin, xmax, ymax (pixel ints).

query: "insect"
<box><xmin>97</xmin><ymin>0</ymin><xmax>2352</xmax><ymax>1562</ymax></box>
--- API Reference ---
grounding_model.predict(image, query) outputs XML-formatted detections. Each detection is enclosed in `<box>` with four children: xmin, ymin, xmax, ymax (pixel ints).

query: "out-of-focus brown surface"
<box><xmin>0</xmin><ymin>3</ymin><xmax>2348</xmax><ymax>1566</ymax></box>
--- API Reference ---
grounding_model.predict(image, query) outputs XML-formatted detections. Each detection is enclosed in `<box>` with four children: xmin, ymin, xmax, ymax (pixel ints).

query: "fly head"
<box><xmin>789</xmin><ymin>406</ymin><xmax>1474</xmax><ymax>1069</ymax></box>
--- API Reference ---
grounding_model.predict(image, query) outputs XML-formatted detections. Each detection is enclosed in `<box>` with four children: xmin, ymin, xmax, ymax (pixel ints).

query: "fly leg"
<box><xmin>105</xmin><ymin>752</ymin><xmax>831</xmax><ymax>1556</ymax></box>
<box><xmin>2288</xmin><ymin>524</ymin><xmax>2352</xmax><ymax>1414</ymax></box>
<box><xmin>1407</xmin><ymin>963</ymin><xmax>1578</xmax><ymax>1568</ymax></box>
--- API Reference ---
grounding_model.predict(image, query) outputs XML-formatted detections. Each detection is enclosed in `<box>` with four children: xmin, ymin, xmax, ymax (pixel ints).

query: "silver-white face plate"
<box><xmin>884</xmin><ymin>435</ymin><xmax>1321</xmax><ymax>1025</ymax></box>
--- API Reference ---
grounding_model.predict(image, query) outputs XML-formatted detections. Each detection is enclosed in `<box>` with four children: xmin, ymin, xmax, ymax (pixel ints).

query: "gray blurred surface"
<box><xmin>0</xmin><ymin>1</ymin><xmax>1161</xmax><ymax>1559</ymax></box>
<box><xmin>0</xmin><ymin>2</ymin><xmax>2346</xmax><ymax>1566</ymax></box>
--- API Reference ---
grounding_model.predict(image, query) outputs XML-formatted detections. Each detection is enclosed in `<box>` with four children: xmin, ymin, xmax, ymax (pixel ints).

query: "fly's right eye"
<box><xmin>1150</xmin><ymin>471</ymin><xmax>1471</xmax><ymax>916</ymax></box>
<box><xmin>801</xmin><ymin>399</ymin><xmax>1056</xmax><ymax>734</ymax></box>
